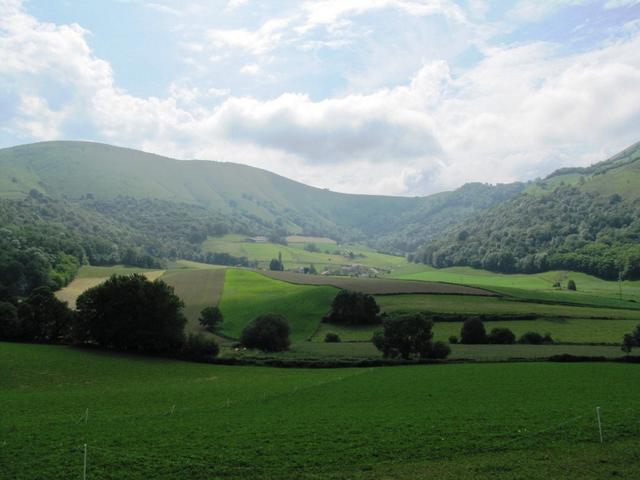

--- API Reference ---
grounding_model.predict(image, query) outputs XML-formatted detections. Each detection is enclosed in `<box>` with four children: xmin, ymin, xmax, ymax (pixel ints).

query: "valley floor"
<box><xmin>1</xmin><ymin>343</ymin><xmax>638</xmax><ymax>480</ymax></box>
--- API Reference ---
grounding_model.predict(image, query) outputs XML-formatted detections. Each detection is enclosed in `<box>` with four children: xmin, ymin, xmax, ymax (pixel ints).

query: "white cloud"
<box><xmin>239</xmin><ymin>63</ymin><xmax>261</xmax><ymax>75</ymax></box>
<box><xmin>507</xmin><ymin>0</ymin><xmax>586</xmax><ymax>22</ymax></box>
<box><xmin>1</xmin><ymin>0</ymin><xmax>640</xmax><ymax>195</ymax></box>
<box><xmin>207</xmin><ymin>17</ymin><xmax>292</xmax><ymax>55</ymax></box>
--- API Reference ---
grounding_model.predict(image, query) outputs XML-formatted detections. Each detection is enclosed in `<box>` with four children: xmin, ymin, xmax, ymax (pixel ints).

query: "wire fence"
<box><xmin>2</xmin><ymin>400</ymin><xmax>637</xmax><ymax>479</ymax></box>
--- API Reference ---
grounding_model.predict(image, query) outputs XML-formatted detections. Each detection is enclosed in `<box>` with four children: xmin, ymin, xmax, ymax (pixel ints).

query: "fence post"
<box><xmin>596</xmin><ymin>406</ymin><xmax>603</xmax><ymax>443</ymax></box>
<box><xmin>83</xmin><ymin>443</ymin><xmax>87</xmax><ymax>480</ymax></box>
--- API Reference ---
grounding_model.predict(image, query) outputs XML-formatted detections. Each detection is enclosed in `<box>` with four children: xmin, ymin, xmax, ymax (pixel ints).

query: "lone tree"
<box><xmin>567</xmin><ymin>279</ymin><xmax>577</xmax><ymax>291</ymax></box>
<box><xmin>460</xmin><ymin>318</ymin><xmax>487</xmax><ymax>344</ymax></box>
<box><xmin>621</xmin><ymin>323</ymin><xmax>640</xmax><ymax>354</ymax></box>
<box><xmin>199</xmin><ymin>306</ymin><xmax>223</xmax><ymax>332</ymax></box>
<box><xmin>269</xmin><ymin>256</ymin><xmax>284</xmax><ymax>271</ymax></box>
<box><xmin>240</xmin><ymin>313</ymin><xmax>290</xmax><ymax>352</ymax></box>
<box><xmin>74</xmin><ymin>274</ymin><xmax>186</xmax><ymax>353</ymax></box>
<box><xmin>372</xmin><ymin>313</ymin><xmax>450</xmax><ymax>360</ymax></box>
<box><xmin>324</xmin><ymin>289</ymin><xmax>381</xmax><ymax>325</ymax></box>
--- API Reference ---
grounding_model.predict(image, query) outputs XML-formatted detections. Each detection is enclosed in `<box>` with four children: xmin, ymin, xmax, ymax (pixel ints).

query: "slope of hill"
<box><xmin>0</xmin><ymin>141</ymin><xmax>523</xmax><ymax>252</ymax></box>
<box><xmin>415</xmin><ymin>142</ymin><xmax>640</xmax><ymax>279</ymax></box>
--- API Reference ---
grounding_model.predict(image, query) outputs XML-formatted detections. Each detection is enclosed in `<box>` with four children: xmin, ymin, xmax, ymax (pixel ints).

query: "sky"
<box><xmin>1</xmin><ymin>0</ymin><xmax>639</xmax><ymax>195</ymax></box>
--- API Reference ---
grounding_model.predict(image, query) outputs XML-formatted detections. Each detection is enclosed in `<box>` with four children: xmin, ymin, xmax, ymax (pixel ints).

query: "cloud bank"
<box><xmin>0</xmin><ymin>0</ymin><xmax>639</xmax><ymax>194</ymax></box>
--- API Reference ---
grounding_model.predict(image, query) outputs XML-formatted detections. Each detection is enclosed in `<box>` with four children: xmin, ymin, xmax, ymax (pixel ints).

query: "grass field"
<box><xmin>2</xmin><ymin>343</ymin><xmax>638</xmax><ymax>479</ymax></box>
<box><xmin>391</xmin><ymin>265</ymin><xmax>640</xmax><ymax>309</ymax></box>
<box><xmin>56</xmin><ymin>266</ymin><xmax>165</xmax><ymax>308</ymax></box>
<box><xmin>217</xmin><ymin>269</ymin><xmax>337</xmax><ymax>341</ymax></box>
<box><xmin>159</xmin><ymin>269</ymin><xmax>227</xmax><ymax>329</ymax></box>
<box><xmin>376</xmin><ymin>294</ymin><xmax>640</xmax><ymax>320</ymax></box>
<box><xmin>312</xmin><ymin>319</ymin><xmax>638</xmax><ymax>344</ymax></box>
<box><xmin>225</xmin><ymin>340</ymin><xmax>627</xmax><ymax>361</ymax></box>
<box><xmin>202</xmin><ymin>234</ymin><xmax>407</xmax><ymax>271</ymax></box>
<box><xmin>260</xmin><ymin>270</ymin><xmax>492</xmax><ymax>295</ymax></box>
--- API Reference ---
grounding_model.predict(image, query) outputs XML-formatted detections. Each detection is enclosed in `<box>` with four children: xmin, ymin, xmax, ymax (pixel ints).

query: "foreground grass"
<box><xmin>218</xmin><ymin>269</ymin><xmax>337</xmax><ymax>341</ymax></box>
<box><xmin>1</xmin><ymin>343</ymin><xmax>638</xmax><ymax>479</ymax></box>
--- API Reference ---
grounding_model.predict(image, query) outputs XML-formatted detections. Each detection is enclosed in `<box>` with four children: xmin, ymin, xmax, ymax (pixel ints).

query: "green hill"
<box><xmin>415</xmin><ymin>142</ymin><xmax>640</xmax><ymax>279</ymax></box>
<box><xmin>0</xmin><ymin>141</ymin><xmax>523</xmax><ymax>250</ymax></box>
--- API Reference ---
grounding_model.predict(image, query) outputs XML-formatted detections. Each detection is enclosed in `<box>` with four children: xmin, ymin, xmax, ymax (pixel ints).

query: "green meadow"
<box><xmin>201</xmin><ymin>234</ymin><xmax>406</xmax><ymax>271</ymax></box>
<box><xmin>2</xmin><ymin>343</ymin><xmax>638</xmax><ymax>480</ymax></box>
<box><xmin>217</xmin><ymin>269</ymin><xmax>337</xmax><ymax>341</ymax></box>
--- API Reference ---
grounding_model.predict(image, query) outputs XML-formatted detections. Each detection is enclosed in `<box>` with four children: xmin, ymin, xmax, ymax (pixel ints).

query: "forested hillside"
<box><xmin>414</xmin><ymin>142</ymin><xmax>640</xmax><ymax>280</ymax></box>
<box><xmin>0</xmin><ymin>141</ymin><xmax>522</xmax><ymax>252</ymax></box>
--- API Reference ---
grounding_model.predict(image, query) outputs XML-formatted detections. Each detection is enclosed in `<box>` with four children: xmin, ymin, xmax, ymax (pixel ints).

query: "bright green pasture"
<box><xmin>218</xmin><ymin>269</ymin><xmax>337</xmax><ymax>341</ymax></box>
<box><xmin>202</xmin><ymin>234</ymin><xmax>406</xmax><ymax>270</ymax></box>
<box><xmin>392</xmin><ymin>265</ymin><xmax>640</xmax><ymax>307</ymax></box>
<box><xmin>2</xmin><ymin>343</ymin><xmax>638</xmax><ymax>479</ymax></box>
<box><xmin>312</xmin><ymin>318</ymin><xmax>637</xmax><ymax>344</ymax></box>
<box><xmin>376</xmin><ymin>294</ymin><xmax>640</xmax><ymax>320</ymax></box>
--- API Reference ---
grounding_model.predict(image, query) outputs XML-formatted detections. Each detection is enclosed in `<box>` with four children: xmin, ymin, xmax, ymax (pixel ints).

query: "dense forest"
<box><xmin>414</xmin><ymin>185</ymin><xmax>640</xmax><ymax>280</ymax></box>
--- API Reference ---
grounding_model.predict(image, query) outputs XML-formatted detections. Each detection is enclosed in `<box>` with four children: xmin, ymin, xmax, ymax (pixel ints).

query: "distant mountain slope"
<box><xmin>0</xmin><ymin>141</ymin><xmax>523</xmax><ymax>250</ymax></box>
<box><xmin>415</xmin><ymin>142</ymin><xmax>640</xmax><ymax>279</ymax></box>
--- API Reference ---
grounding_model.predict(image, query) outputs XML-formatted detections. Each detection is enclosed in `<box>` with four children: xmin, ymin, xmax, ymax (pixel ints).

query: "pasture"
<box><xmin>392</xmin><ymin>265</ymin><xmax>640</xmax><ymax>308</ymax></box>
<box><xmin>159</xmin><ymin>268</ymin><xmax>227</xmax><ymax>329</ymax></box>
<box><xmin>217</xmin><ymin>269</ymin><xmax>337</xmax><ymax>341</ymax></box>
<box><xmin>56</xmin><ymin>266</ymin><xmax>165</xmax><ymax>308</ymax></box>
<box><xmin>313</xmin><ymin>318</ymin><xmax>638</xmax><ymax>344</ymax></box>
<box><xmin>201</xmin><ymin>234</ymin><xmax>407</xmax><ymax>271</ymax></box>
<box><xmin>2</xmin><ymin>342</ymin><xmax>638</xmax><ymax>479</ymax></box>
<box><xmin>260</xmin><ymin>270</ymin><xmax>492</xmax><ymax>295</ymax></box>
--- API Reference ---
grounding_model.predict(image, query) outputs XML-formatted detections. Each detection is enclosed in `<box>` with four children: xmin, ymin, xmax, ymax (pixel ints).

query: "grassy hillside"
<box><xmin>2</xmin><ymin>342</ymin><xmax>638</xmax><ymax>479</ymax></box>
<box><xmin>0</xmin><ymin>141</ymin><xmax>524</xmax><ymax>252</ymax></box>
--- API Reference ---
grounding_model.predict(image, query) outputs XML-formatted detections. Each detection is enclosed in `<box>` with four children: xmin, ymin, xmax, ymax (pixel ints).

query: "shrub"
<box><xmin>429</xmin><ymin>341</ymin><xmax>451</xmax><ymax>359</ymax></box>
<box><xmin>0</xmin><ymin>301</ymin><xmax>20</xmax><ymax>340</ymax></box>
<box><xmin>518</xmin><ymin>331</ymin><xmax>544</xmax><ymax>344</ymax></box>
<box><xmin>184</xmin><ymin>333</ymin><xmax>219</xmax><ymax>360</ymax></box>
<box><xmin>460</xmin><ymin>318</ymin><xmax>487</xmax><ymax>344</ymax></box>
<box><xmin>324</xmin><ymin>289</ymin><xmax>380</xmax><ymax>325</ymax></box>
<box><xmin>324</xmin><ymin>332</ymin><xmax>341</xmax><ymax>343</ymax></box>
<box><xmin>240</xmin><ymin>314</ymin><xmax>290</xmax><ymax>352</ymax></box>
<box><xmin>448</xmin><ymin>335</ymin><xmax>458</xmax><ymax>344</ymax></box>
<box><xmin>199</xmin><ymin>306</ymin><xmax>223</xmax><ymax>332</ymax></box>
<box><xmin>487</xmin><ymin>327</ymin><xmax>516</xmax><ymax>344</ymax></box>
<box><xmin>74</xmin><ymin>274</ymin><xmax>186</xmax><ymax>353</ymax></box>
<box><xmin>567</xmin><ymin>279</ymin><xmax>577</xmax><ymax>291</ymax></box>
<box><xmin>542</xmin><ymin>332</ymin><xmax>554</xmax><ymax>343</ymax></box>
<box><xmin>372</xmin><ymin>313</ymin><xmax>445</xmax><ymax>359</ymax></box>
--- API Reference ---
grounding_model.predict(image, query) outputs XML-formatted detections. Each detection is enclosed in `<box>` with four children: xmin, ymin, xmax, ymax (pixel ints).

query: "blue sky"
<box><xmin>1</xmin><ymin>0</ymin><xmax>639</xmax><ymax>194</ymax></box>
